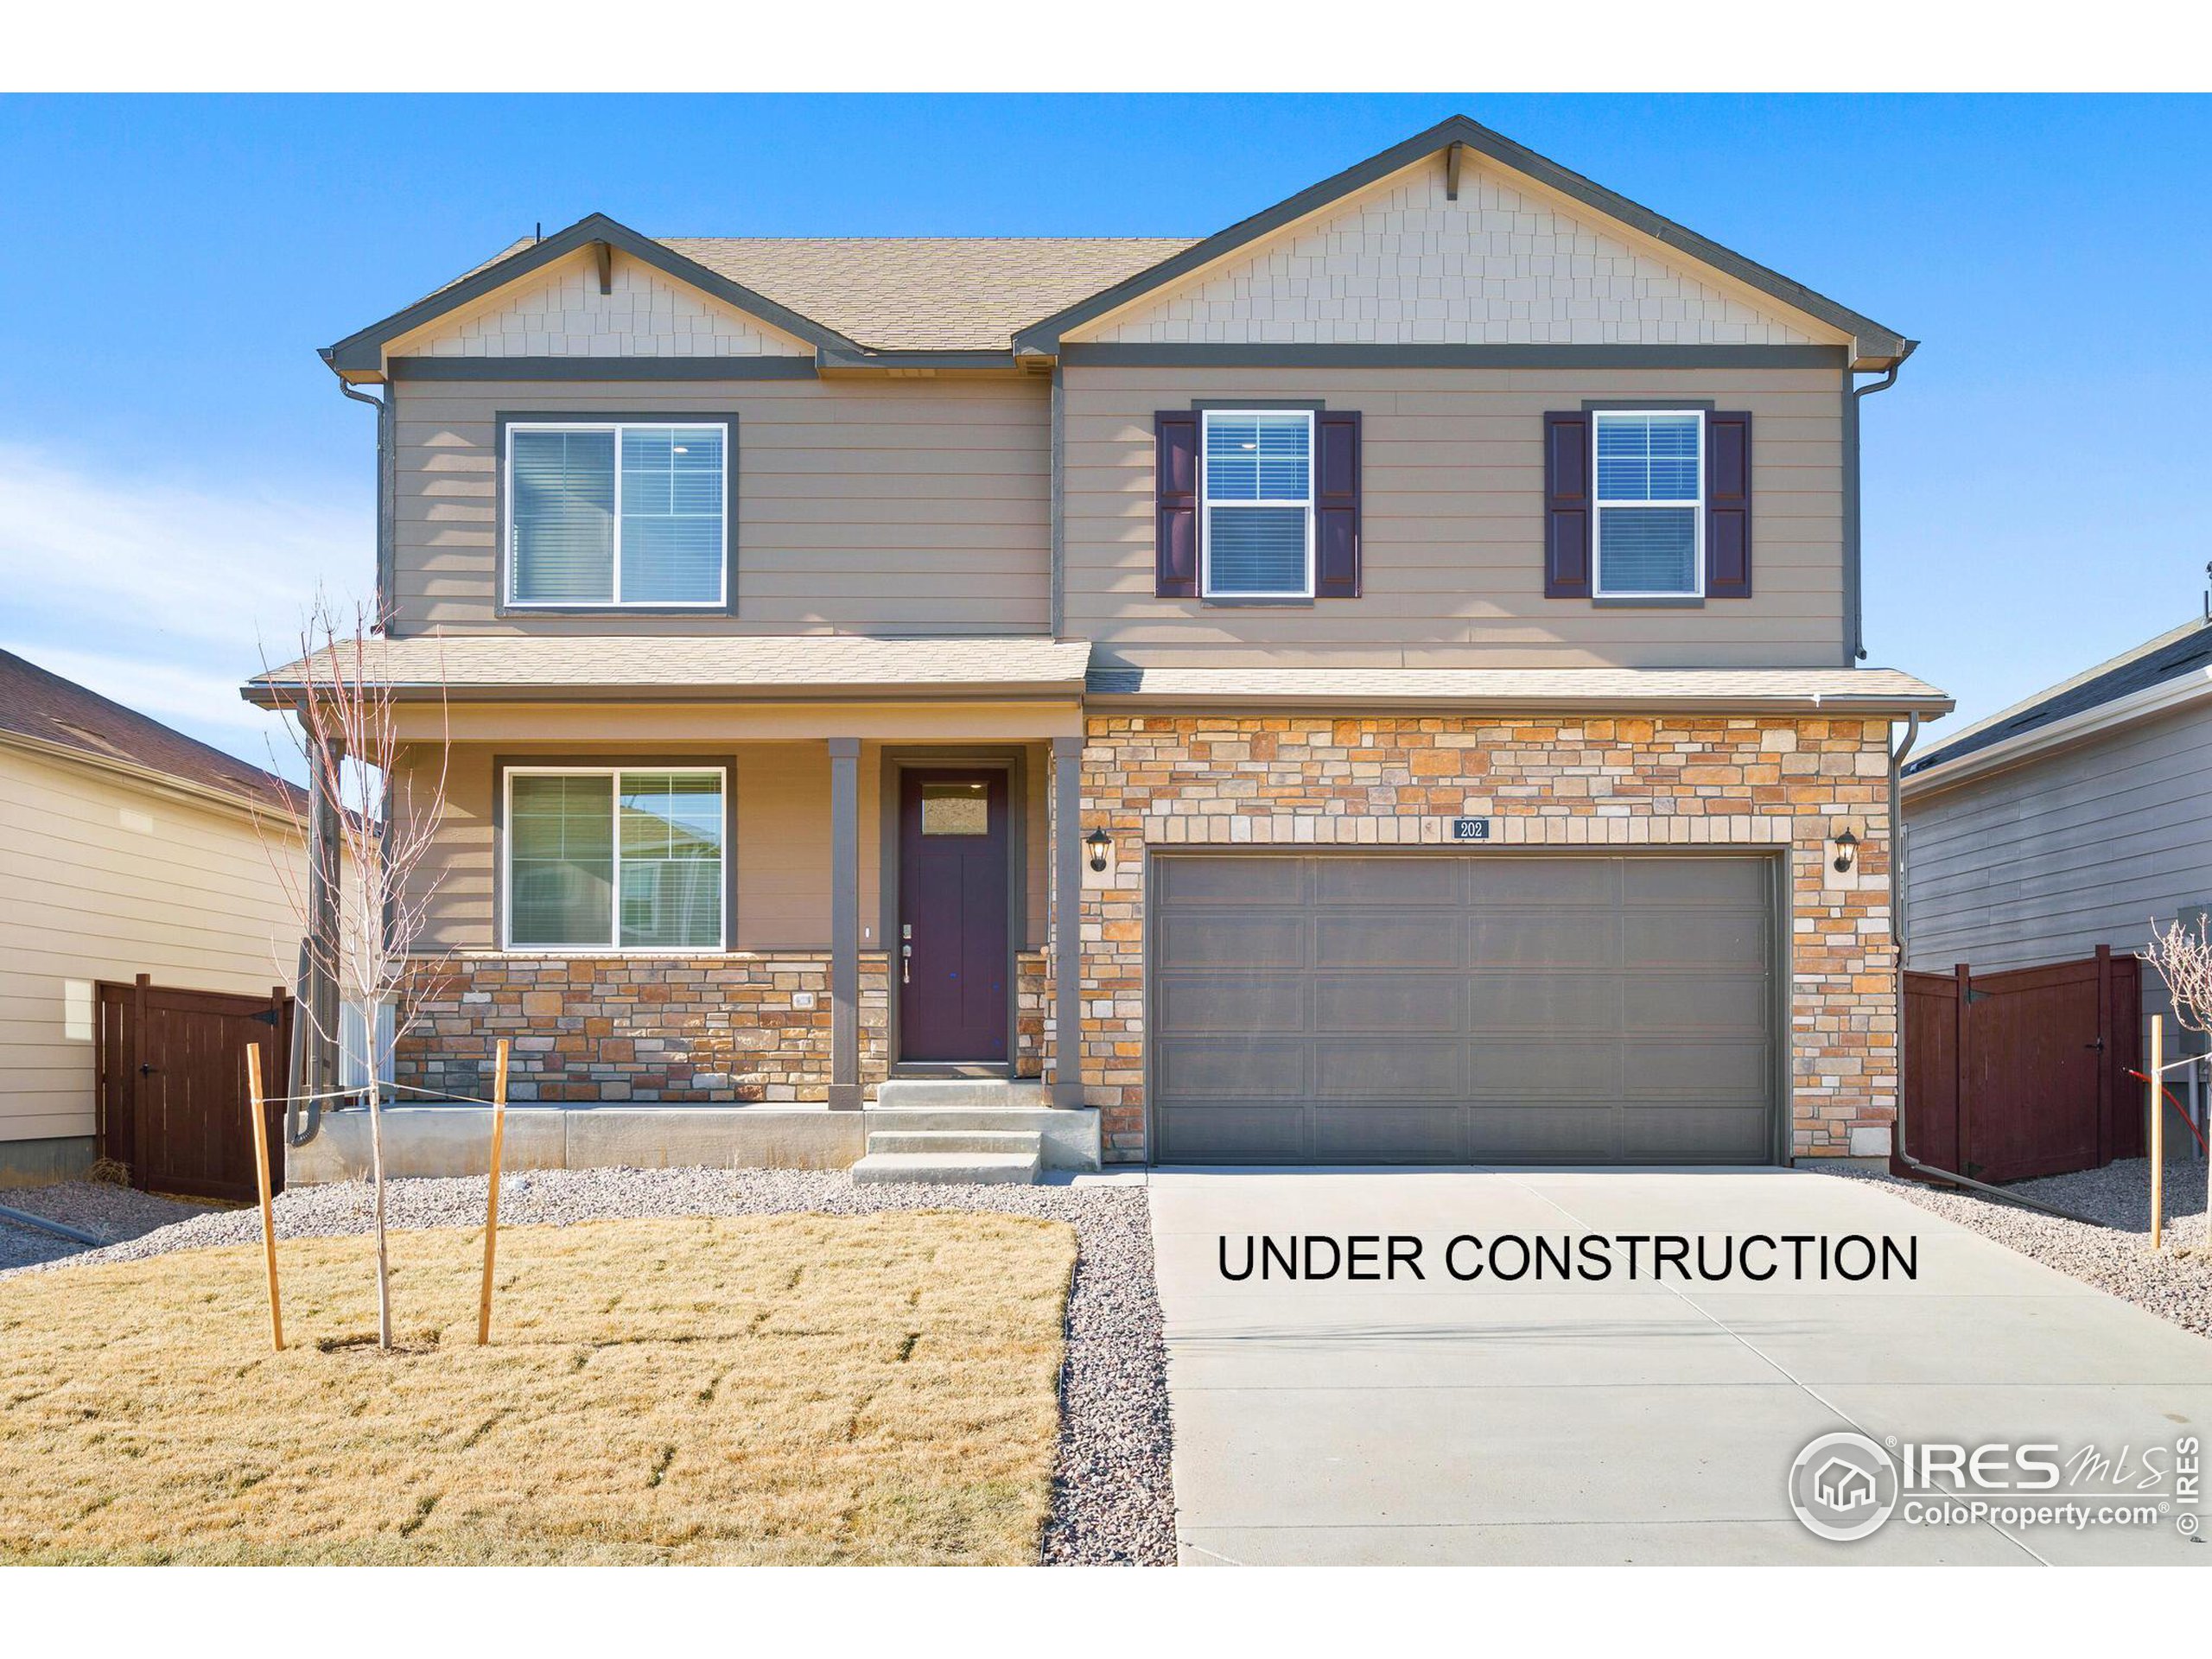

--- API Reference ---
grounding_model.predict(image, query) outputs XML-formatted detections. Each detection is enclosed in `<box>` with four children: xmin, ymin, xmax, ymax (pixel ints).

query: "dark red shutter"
<box><xmin>1705</xmin><ymin>410</ymin><xmax>1752</xmax><ymax>598</ymax></box>
<box><xmin>1543</xmin><ymin>411</ymin><xmax>1592</xmax><ymax>598</ymax></box>
<box><xmin>1313</xmin><ymin>410</ymin><xmax>1362</xmax><ymax>599</ymax></box>
<box><xmin>1154</xmin><ymin>411</ymin><xmax>1199</xmax><ymax>598</ymax></box>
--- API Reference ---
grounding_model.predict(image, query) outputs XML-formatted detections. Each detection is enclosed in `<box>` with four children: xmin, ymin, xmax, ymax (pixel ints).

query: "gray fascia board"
<box><xmin>325</xmin><ymin>213</ymin><xmax>862</xmax><ymax>375</ymax></box>
<box><xmin>1081</xmin><ymin>689</ymin><xmax>1955</xmax><ymax>717</ymax></box>
<box><xmin>1013</xmin><ymin>113</ymin><xmax>1910</xmax><ymax>365</ymax></box>
<box><xmin>1060</xmin><ymin>343</ymin><xmax>1846</xmax><ymax>370</ymax></box>
<box><xmin>815</xmin><ymin>346</ymin><xmax>1022</xmax><ymax>372</ymax></box>
<box><xmin>390</xmin><ymin>356</ymin><xmax>817</xmax><ymax>381</ymax></box>
<box><xmin>242</xmin><ymin>679</ymin><xmax>1086</xmax><ymax>708</ymax></box>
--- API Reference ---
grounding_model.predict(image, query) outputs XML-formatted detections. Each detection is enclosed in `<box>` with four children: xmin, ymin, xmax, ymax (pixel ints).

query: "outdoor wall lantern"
<box><xmin>1085</xmin><ymin>827</ymin><xmax>1113</xmax><ymax>874</ymax></box>
<box><xmin>1831</xmin><ymin>823</ymin><xmax>1859</xmax><ymax>874</ymax></box>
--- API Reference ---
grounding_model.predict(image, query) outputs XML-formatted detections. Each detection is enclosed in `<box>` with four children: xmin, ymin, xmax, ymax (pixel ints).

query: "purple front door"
<box><xmin>898</xmin><ymin>768</ymin><xmax>1011</xmax><ymax>1064</ymax></box>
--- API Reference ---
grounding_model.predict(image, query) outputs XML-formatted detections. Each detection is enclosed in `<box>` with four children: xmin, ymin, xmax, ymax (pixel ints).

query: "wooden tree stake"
<box><xmin>2150</xmin><ymin>1014</ymin><xmax>2165</xmax><ymax>1252</ymax></box>
<box><xmin>246</xmin><ymin>1044</ymin><xmax>283</xmax><ymax>1351</ymax></box>
<box><xmin>477</xmin><ymin>1038</ymin><xmax>512</xmax><ymax>1345</ymax></box>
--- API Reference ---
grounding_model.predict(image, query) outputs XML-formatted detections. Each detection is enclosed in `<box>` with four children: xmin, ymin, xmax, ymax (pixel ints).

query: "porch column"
<box><xmin>827</xmin><ymin>737</ymin><xmax>862</xmax><ymax>1110</ymax></box>
<box><xmin>1051</xmin><ymin>734</ymin><xmax>1085</xmax><ymax>1109</ymax></box>
<box><xmin>304</xmin><ymin>733</ymin><xmax>343</xmax><ymax>1102</ymax></box>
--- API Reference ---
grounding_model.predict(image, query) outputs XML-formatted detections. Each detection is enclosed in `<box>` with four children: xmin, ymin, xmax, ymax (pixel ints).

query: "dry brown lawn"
<box><xmin>0</xmin><ymin>1211</ymin><xmax>1076</xmax><ymax>1564</ymax></box>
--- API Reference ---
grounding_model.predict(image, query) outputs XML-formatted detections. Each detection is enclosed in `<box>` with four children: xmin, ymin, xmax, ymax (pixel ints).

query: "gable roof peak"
<box><xmin>1013</xmin><ymin>111</ymin><xmax>1911</xmax><ymax>369</ymax></box>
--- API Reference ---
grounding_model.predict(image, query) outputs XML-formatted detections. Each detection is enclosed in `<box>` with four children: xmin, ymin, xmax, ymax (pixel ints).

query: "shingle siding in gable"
<box><xmin>395</xmin><ymin>249</ymin><xmax>815</xmax><ymax>360</ymax></box>
<box><xmin>1074</xmin><ymin>158</ymin><xmax>1832</xmax><ymax>349</ymax></box>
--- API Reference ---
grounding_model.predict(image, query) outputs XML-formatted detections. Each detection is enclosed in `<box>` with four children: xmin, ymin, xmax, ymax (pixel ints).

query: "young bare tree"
<box><xmin>2143</xmin><ymin>913</ymin><xmax>2212</xmax><ymax>1050</ymax></box>
<box><xmin>256</xmin><ymin>594</ymin><xmax>450</xmax><ymax>1350</ymax></box>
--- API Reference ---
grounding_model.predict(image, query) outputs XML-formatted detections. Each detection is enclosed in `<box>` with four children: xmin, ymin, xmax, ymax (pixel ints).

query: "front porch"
<box><xmin>259</xmin><ymin>635</ymin><xmax>1101</xmax><ymax>1181</ymax></box>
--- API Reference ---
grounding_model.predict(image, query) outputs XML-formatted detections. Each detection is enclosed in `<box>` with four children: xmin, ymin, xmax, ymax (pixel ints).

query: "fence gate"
<box><xmin>96</xmin><ymin>976</ymin><xmax>292</xmax><ymax>1201</ymax></box>
<box><xmin>1897</xmin><ymin>947</ymin><xmax>2142</xmax><ymax>1186</ymax></box>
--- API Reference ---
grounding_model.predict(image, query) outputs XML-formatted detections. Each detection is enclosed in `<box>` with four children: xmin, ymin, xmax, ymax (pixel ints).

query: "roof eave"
<box><xmin>1013</xmin><ymin>112</ymin><xmax>1910</xmax><ymax>363</ymax></box>
<box><xmin>1903</xmin><ymin>668</ymin><xmax>2212</xmax><ymax>800</ymax></box>
<box><xmin>244</xmin><ymin>679</ymin><xmax>1088</xmax><ymax>707</ymax></box>
<box><xmin>323</xmin><ymin>214</ymin><xmax>864</xmax><ymax>379</ymax></box>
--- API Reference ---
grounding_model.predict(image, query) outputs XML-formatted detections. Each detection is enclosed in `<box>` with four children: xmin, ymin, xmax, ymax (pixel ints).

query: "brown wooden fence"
<box><xmin>1895</xmin><ymin>946</ymin><xmax>2143</xmax><ymax>1186</ymax></box>
<box><xmin>96</xmin><ymin>976</ymin><xmax>293</xmax><ymax>1202</ymax></box>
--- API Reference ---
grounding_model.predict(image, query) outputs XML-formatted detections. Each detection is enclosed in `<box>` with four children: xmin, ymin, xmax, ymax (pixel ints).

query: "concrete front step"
<box><xmin>865</xmin><ymin>1128</ymin><xmax>1045</xmax><ymax>1157</ymax></box>
<box><xmin>849</xmin><ymin>1150</ymin><xmax>1041</xmax><ymax>1185</ymax></box>
<box><xmin>874</xmin><ymin>1078</ymin><xmax>1047</xmax><ymax>1111</ymax></box>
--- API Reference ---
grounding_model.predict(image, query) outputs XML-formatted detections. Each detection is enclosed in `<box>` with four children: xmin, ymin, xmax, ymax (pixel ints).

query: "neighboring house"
<box><xmin>1902</xmin><ymin>616</ymin><xmax>2212</xmax><ymax>1038</ymax></box>
<box><xmin>252</xmin><ymin>112</ymin><xmax>1948</xmax><ymax>1175</ymax></box>
<box><xmin>0</xmin><ymin>650</ymin><xmax>305</xmax><ymax>1185</ymax></box>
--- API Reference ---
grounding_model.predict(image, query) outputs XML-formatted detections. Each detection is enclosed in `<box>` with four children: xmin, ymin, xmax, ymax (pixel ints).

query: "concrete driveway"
<box><xmin>1149</xmin><ymin>1168</ymin><xmax>2212</xmax><ymax>1566</ymax></box>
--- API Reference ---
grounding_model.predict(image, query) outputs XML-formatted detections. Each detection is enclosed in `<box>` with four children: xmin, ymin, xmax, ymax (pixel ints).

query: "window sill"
<box><xmin>1592</xmin><ymin>595</ymin><xmax>1707</xmax><ymax>609</ymax></box>
<box><xmin>1200</xmin><ymin>596</ymin><xmax>1318</xmax><ymax>608</ymax></box>
<box><xmin>499</xmin><ymin>607</ymin><xmax>734</xmax><ymax>618</ymax></box>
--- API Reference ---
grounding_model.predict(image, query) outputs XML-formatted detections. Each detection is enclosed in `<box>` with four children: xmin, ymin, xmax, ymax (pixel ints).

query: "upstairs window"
<box><xmin>506</xmin><ymin>422</ymin><xmax>728</xmax><ymax>607</ymax></box>
<box><xmin>1201</xmin><ymin>410</ymin><xmax>1313</xmax><ymax>598</ymax></box>
<box><xmin>1593</xmin><ymin>410</ymin><xmax>1704</xmax><ymax>599</ymax></box>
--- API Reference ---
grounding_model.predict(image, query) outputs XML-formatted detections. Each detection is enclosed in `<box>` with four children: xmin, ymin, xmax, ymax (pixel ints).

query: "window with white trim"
<box><xmin>1201</xmin><ymin>409</ymin><xmax>1313</xmax><ymax>598</ymax></box>
<box><xmin>1593</xmin><ymin>410</ymin><xmax>1704</xmax><ymax>599</ymax></box>
<box><xmin>505</xmin><ymin>422</ymin><xmax>727</xmax><ymax>607</ymax></box>
<box><xmin>505</xmin><ymin>767</ymin><xmax>725</xmax><ymax>950</ymax></box>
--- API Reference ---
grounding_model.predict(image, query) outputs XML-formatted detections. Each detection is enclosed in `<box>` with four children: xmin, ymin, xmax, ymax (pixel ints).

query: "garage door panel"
<box><xmin>1155</xmin><ymin>914</ymin><xmax>1307</xmax><ymax>969</ymax></box>
<box><xmin>1313</xmin><ymin>858</ymin><xmax>1462</xmax><ymax>907</ymax></box>
<box><xmin>1156</xmin><ymin>855</ymin><xmax>1306</xmax><ymax>906</ymax></box>
<box><xmin>1466</xmin><ymin>1105</ymin><xmax>1617</xmax><ymax>1161</ymax></box>
<box><xmin>1154</xmin><ymin>1041</ymin><xmax>1308</xmax><ymax>1098</ymax></box>
<box><xmin>1624</xmin><ymin>1041</ymin><xmax>1771</xmax><ymax>1098</ymax></box>
<box><xmin>1159</xmin><ymin>1105</ymin><xmax>1306</xmax><ymax>1162</ymax></box>
<box><xmin>1465</xmin><ymin>858</ymin><xmax>1619</xmax><ymax>906</ymax></box>
<box><xmin>1622</xmin><ymin>974</ymin><xmax>1769</xmax><ymax>1034</ymax></box>
<box><xmin>1313</xmin><ymin>1105</ymin><xmax>1466</xmax><ymax>1163</ymax></box>
<box><xmin>1316</xmin><ymin>912</ymin><xmax>1463</xmax><ymax>969</ymax></box>
<box><xmin>1622</xmin><ymin>857</ymin><xmax>1768</xmax><ymax>907</ymax></box>
<box><xmin>1469</xmin><ymin>1042</ymin><xmax>1621</xmax><ymax>1096</ymax></box>
<box><xmin>1154</xmin><ymin>976</ymin><xmax>1307</xmax><ymax>1034</ymax></box>
<box><xmin>1619</xmin><ymin>1106</ymin><xmax>1770</xmax><ymax>1162</ymax></box>
<box><xmin>1314</xmin><ymin>1041</ymin><xmax>1462</xmax><ymax>1098</ymax></box>
<box><xmin>1468</xmin><ymin>975</ymin><xmax>1620</xmax><ymax>1032</ymax></box>
<box><xmin>1314</xmin><ymin>975</ymin><xmax>1464</xmax><ymax>1032</ymax></box>
<box><xmin>1623</xmin><ymin>911</ymin><xmax>1767</xmax><ymax>969</ymax></box>
<box><xmin>1471</xmin><ymin>912</ymin><xmax>1619</xmax><ymax>969</ymax></box>
<box><xmin>1149</xmin><ymin>853</ymin><xmax>1777</xmax><ymax>1167</ymax></box>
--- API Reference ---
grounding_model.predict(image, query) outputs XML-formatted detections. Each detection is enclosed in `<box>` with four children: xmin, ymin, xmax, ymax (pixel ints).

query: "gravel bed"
<box><xmin>1821</xmin><ymin>1158</ymin><xmax>2212</xmax><ymax>1338</ymax></box>
<box><xmin>0</xmin><ymin>1166</ymin><xmax>1175</xmax><ymax>1566</ymax></box>
<box><xmin>0</xmin><ymin>1181</ymin><xmax>215</xmax><ymax>1272</ymax></box>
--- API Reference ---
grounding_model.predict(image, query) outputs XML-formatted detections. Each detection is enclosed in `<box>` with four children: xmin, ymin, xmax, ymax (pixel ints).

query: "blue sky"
<box><xmin>2</xmin><ymin>93</ymin><xmax>2206</xmax><ymax>766</ymax></box>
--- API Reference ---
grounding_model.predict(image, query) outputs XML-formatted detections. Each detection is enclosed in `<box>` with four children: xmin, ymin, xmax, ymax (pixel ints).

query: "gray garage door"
<box><xmin>1148</xmin><ymin>853</ymin><xmax>1777</xmax><ymax>1165</ymax></box>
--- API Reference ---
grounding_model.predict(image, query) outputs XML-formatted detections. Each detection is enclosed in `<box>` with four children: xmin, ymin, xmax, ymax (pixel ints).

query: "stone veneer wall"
<box><xmin>397</xmin><ymin>949</ymin><xmax>1049</xmax><ymax>1103</ymax></box>
<box><xmin>1077</xmin><ymin>714</ymin><xmax>1896</xmax><ymax>1165</ymax></box>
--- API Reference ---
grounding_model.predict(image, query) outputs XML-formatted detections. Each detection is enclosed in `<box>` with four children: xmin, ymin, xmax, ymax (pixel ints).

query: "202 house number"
<box><xmin>1452</xmin><ymin>817</ymin><xmax>1491</xmax><ymax>842</ymax></box>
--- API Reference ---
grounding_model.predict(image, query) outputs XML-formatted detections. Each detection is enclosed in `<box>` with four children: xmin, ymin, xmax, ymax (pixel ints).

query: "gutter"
<box><xmin>1885</xmin><ymin>711</ymin><xmax>2107</xmax><ymax>1226</ymax></box>
<box><xmin>325</xmin><ymin>348</ymin><xmax>394</xmax><ymax>621</ymax></box>
<box><xmin>1844</xmin><ymin>359</ymin><xmax>1904</xmax><ymax>664</ymax></box>
<box><xmin>244</xmin><ymin>681</ymin><xmax>1093</xmax><ymax>709</ymax></box>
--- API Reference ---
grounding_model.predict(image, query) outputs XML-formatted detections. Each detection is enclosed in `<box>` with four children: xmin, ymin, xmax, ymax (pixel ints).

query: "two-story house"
<box><xmin>251</xmin><ymin>114</ymin><xmax>1949</xmax><ymax>1179</ymax></box>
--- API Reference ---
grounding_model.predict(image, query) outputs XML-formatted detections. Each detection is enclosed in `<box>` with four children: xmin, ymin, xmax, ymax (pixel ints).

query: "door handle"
<box><xmin>901</xmin><ymin>942</ymin><xmax>912</xmax><ymax>985</ymax></box>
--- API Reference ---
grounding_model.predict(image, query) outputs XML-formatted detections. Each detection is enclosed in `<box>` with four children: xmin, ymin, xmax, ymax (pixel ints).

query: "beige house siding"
<box><xmin>390</xmin><ymin>375</ymin><xmax>1051</xmax><ymax>637</ymax></box>
<box><xmin>1062</xmin><ymin>364</ymin><xmax>1847</xmax><ymax>669</ymax></box>
<box><xmin>0</xmin><ymin>745</ymin><xmax>304</xmax><ymax>1160</ymax></box>
<box><xmin>404</xmin><ymin>739</ymin><xmax>1051</xmax><ymax>957</ymax></box>
<box><xmin>387</xmin><ymin>246</ymin><xmax>814</xmax><ymax>361</ymax></box>
<box><xmin>1070</xmin><ymin>153</ymin><xmax>1842</xmax><ymax>349</ymax></box>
